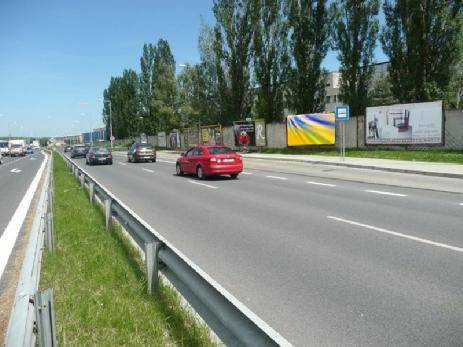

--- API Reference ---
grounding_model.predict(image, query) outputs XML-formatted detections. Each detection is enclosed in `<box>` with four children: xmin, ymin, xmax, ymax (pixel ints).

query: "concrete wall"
<box><xmin>173</xmin><ymin>110</ymin><xmax>463</xmax><ymax>150</ymax></box>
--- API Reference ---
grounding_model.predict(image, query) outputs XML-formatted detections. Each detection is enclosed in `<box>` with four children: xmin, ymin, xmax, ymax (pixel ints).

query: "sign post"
<box><xmin>335</xmin><ymin>106</ymin><xmax>349</xmax><ymax>161</ymax></box>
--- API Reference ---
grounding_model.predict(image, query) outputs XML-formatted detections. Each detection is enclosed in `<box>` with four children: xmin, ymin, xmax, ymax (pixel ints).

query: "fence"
<box><xmin>60</xmin><ymin>152</ymin><xmax>290</xmax><ymax>347</ymax></box>
<box><xmin>6</xmin><ymin>152</ymin><xmax>57</xmax><ymax>347</ymax></box>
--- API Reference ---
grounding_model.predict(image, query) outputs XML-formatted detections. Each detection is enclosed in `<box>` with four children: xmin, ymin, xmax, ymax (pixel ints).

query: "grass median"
<box><xmin>260</xmin><ymin>147</ymin><xmax>463</xmax><ymax>164</ymax></box>
<box><xmin>40</xmin><ymin>152</ymin><xmax>215</xmax><ymax>346</ymax></box>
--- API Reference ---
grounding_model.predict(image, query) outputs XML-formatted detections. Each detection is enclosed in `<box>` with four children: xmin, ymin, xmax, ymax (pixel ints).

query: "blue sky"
<box><xmin>0</xmin><ymin>0</ymin><xmax>386</xmax><ymax>137</ymax></box>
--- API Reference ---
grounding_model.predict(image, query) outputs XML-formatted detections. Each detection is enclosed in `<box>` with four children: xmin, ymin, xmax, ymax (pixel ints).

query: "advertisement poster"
<box><xmin>366</xmin><ymin>101</ymin><xmax>443</xmax><ymax>145</ymax></box>
<box><xmin>200</xmin><ymin>124</ymin><xmax>222</xmax><ymax>145</ymax></box>
<box><xmin>233</xmin><ymin>119</ymin><xmax>267</xmax><ymax>147</ymax></box>
<box><xmin>157</xmin><ymin>132</ymin><xmax>166</xmax><ymax>147</ymax></box>
<box><xmin>286</xmin><ymin>113</ymin><xmax>335</xmax><ymax>146</ymax></box>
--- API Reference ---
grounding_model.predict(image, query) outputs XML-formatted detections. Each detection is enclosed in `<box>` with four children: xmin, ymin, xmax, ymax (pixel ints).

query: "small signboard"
<box><xmin>335</xmin><ymin>105</ymin><xmax>349</xmax><ymax>121</ymax></box>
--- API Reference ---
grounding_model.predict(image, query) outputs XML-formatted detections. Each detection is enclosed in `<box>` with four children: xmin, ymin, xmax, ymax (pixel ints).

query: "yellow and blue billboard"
<box><xmin>286</xmin><ymin>113</ymin><xmax>335</xmax><ymax>146</ymax></box>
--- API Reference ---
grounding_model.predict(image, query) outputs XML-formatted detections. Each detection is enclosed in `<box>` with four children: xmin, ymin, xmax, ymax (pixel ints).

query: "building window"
<box><xmin>325</xmin><ymin>96</ymin><xmax>331</xmax><ymax>103</ymax></box>
<box><xmin>333</xmin><ymin>95</ymin><xmax>337</xmax><ymax>102</ymax></box>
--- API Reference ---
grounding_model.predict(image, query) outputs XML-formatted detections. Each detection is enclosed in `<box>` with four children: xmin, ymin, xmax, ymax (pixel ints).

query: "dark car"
<box><xmin>70</xmin><ymin>144</ymin><xmax>87</xmax><ymax>158</ymax></box>
<box><xmin>25</xmin><ymin>146</ymin><xmax>34</xmax><ymax>155</ymax></box>
<box><xmin>176</xmin><ymin>145</ymin><xmax>243</xmax><ymax>179</ymax></box>
<box><xmin>86</xmin><ymin>146</ymin><xmax>113</xmax><ymax>165</ymax></box>
<box><xmin>127</xmin><ymin>143</ymin><xmax>156</xmax><ymax>163</ymax></box>
<box><xmin>64</xmin><ymin>145</ymin><xmax>72</xmax><ymax>152</ymax></box>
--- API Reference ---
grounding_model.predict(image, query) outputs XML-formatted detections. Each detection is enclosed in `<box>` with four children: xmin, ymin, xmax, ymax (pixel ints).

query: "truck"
<box><xmin>0</xmin><ymin>140</ymin><xmax>9</xmax><ymax>156</ymax></box>
<box><xmin>9</xmin><ymin>139</ymin><xmax>26</xmax><ymax>157</ymax></box>
<box><xmin>32</xmin><ymin>140</ymin><xmax>40</xmax><ymax>149</ymax></box>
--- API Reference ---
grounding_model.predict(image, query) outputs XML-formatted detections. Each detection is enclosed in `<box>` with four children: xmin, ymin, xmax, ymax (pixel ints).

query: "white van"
<box><xmin>0</xmin><ymin>140</ymin><xmax>9</xmax><ymax>156</ymax></box>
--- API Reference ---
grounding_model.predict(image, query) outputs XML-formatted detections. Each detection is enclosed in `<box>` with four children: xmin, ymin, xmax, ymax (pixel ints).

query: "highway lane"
<box><xmin>0</xmin><ymin>152</ymin><xmax>45</xmax><ymax>237</ymax></box>
<box><xmin>69</xmin><ymin>152</ymin><xmax>463</xmax><ymax>346</ymax></box>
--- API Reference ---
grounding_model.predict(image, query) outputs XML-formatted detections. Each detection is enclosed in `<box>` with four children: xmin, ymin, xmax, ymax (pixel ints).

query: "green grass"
<box><xmin>259</xmin><ymin>147</ymin><xmax>463</xmax><ymax>164</ymax></box>
<box><xmin>40</xmin><ymin>152</ymin><xmax>215</xmax><ymax>346</ymax></box>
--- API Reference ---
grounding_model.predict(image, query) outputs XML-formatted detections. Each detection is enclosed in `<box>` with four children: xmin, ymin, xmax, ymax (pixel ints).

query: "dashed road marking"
<box><xmin>365</xmin><ymin>189</ymin><xmax>407</xmax><ymax>197</ymax></box>
<box><xmin>188</xmin><ymin>180</ymin><xmax>218</xmax><ymax>189</ymax></box>
<box><xmin>327</xmin><ymin>216</ymin><xmax>463</xmax><ymax>253</ymax></box>
<box><xmin>307</xmin><ymin>181</ymin><xmax>336</xmax><ymax>187</ymax></box>
<box><xmin>157</xmin><ymin>159</ymin><xmax>176</xmax><ymax>164</ymax></box>
<box><xmin>460</xmin><ymin>203</ymin><xmax>463</xmax><ymax>206</ymax></box>
<box><xmin>117</xmin><ymin>162</ymin><xmax>127</xmax><ymax>166</ymax></box>
<box><xmin>241</xmin><ymin>172</ymin><xmax>253</xmax><ymax>175</ymax></box>
<box><xmin>142</xmin><ymin>168</ymin><xmax>155</xmax><ymax>173</ymax></box>
<box><xmin>265</xmin><ymin>175</ymin><xmax>287</xmax><ymax>181</ymax></box>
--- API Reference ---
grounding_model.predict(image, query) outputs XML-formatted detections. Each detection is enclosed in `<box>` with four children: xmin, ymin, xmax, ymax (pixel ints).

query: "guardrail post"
<box><xmin>89</xmin><ymin>182</ymin><xmax>95</xmax><ymax>204</ymax></box>
<box><xmin>45</xmin><ymin>212</ymin><xmax>54</xmax><ymax>251</ymax></box>
<box><xmin>80</xmin><ymin>172</ymin><xmax>85</xmax><ymax>188</ymax></box>
<box><xmin>145</xmin><ymin>241</ymin><xmax>161</xmax><ymax>294</ymax></box>
<box><xmin>104</xmin><ymin>199</ymin><xmax>112</xmax><ymax>229</ymax></box>
<box><xmin>34</xmin><ymin>288</ymin><xmax>57</xmax><ymax>347</ymax></box>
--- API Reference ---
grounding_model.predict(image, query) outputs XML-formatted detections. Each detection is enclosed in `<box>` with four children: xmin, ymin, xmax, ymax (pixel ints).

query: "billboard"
<box><xmin>200</xmin><ymin>124</ymin><xmax>222</xmax><ymax>145</ymax></box>
<box><xmin>233</xmin><ymin>119</ymin><xmax>267</xmax><ymax>147</ymax></box>
<box><xmin>366</xmin><ymin>101</ymin><xmax>443</xmax><ymax>145</ymax></box>
<box><xmin>286</xmin><ymin>113</ymin><xmax>335</xmax><ymax>146</ymax></box>
<box><xmin>157</xmin><ymin>132</ymin><xmax>166</xmax><ymax>147</ymax></box>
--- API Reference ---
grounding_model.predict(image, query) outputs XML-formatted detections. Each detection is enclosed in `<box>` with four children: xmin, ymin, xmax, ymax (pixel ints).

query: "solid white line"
<box><xmin>365</xmin><ymin>189</ymin><xmax>407</xmax><ymax>197</ymax></box>
<box><xmin>266</xmin><ymin>175</ymin><xmax>287</xmax><ymax>180</ymax></box>
<box><xmin>0</xmin><ymin>154</ymin><xmax>48</xmax><ymax>279</ymax></box>
<box><xmin>142</xmin><ymin>168</ymin><xmax>155</xmax><ymax>173</ymax></box>
<box><xmin>117</xmin><ymin>162</ymin><xmax>127</xmax><ymax>166</ymax></box>
<box><xmin>157</xmin><ymin>159</ymin><xmax>176</xmax><ymax>164</ymax></box>
<box><xmin>188</xmin><ymin>180</ymin><xmax>218</xmax><ymax>189</ymax></box>
<box><xmin>327</xmin><ymin>216</ymin><xmax>463</xmax><ymax>253</ymax></box>
<box><xmin>307</xmin><ymin>181</ymin><xmax>336</xmax><ymax>187</ymax></box>
<box><xmin>241</xmin><ymin>171</ymin><xmax>253</xmax><ymax>175</ymax></box>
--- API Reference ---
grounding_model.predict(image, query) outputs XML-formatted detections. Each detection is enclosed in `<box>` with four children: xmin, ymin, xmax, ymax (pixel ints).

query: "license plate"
<box><xmin>223</xmin><ymin>158</ymin><xmax>234</xmax><ymax>163</ymax></box>
<box><xmin>98</xmin><ymin>158</ymin><xmax>106</xmax><ymax>161</ymax></box>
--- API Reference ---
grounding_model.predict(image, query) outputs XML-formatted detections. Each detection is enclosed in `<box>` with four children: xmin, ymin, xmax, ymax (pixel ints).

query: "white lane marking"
<box><xmin>328</xmin><ymin>216</ymin><xmax>463</xmax><ymax>253</ymax></box>
<box><xmin>307</xmin><ymin>181</ymin><xmax>336</xmax><ymax>187</ymax></box>
<box><xmin>10</xmin><ymin>168</ymin><xmax>22</xmax><ymax>173</ymax></box>
<box><xmin>0</xmin><ymin>154</ymin><xmax>48</xmax><ymax>279</ymax></box>
<box><xmin>142</xmin><ymin>168</ymin><xmax>155</xmax><ymax>173</ymax></box>
<box><xmin>266</xmin><ymin>175</ymin><xmax>287</xmax><ymax>180</ymax></box>
<box><xmin>157</xmin><ymin>159</ymin><xmax>176</xmax><ymax>164</ymax></box>
<box><xmin>30</xmin><ymin>157</ymin><xmax>36</xmax><ymax>160</ymax></box>
<box><xmin>460</xmin><ymin>203</ymin><xmax>463</xmax><ymax>206</ymax></box>
<box><xmin>241</xmin><ymin>171</ymin><xmax>253</xmax><ymax>175</ymax></box>
<box><xmin>117</xmin><ymin>162</ymin><xmax>127</xmax><ymax>166</ymax></box>
<box><xmin>188</xmin><ymin>180</ymin><xmax>218</xmax><ymax>189</ymax></box>
<box><xmin>365</xmin><ymin>189</ymin><xmax>407</xmax><ymax>197</ymax></box>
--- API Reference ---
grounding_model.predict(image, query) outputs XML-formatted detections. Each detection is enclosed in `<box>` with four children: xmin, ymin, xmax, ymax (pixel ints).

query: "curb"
<box><xmin>243</xmin><ymin>156</ymin><xmax>463</xmax><ymax>180</ymax></box>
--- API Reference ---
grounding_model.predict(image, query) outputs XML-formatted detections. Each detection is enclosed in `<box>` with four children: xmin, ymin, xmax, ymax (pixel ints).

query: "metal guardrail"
<box><xmin>6</xmin><ymin>152</ymin><xmax>57</xmax><ymax>347</ymax></box>
<box><xmin>60</xmin><ymin>152</ymin><xmax>291</xmax><ymax>347</ymax></box>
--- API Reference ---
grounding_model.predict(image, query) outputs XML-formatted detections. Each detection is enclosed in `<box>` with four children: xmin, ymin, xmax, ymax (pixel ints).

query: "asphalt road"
<box><xmin>68</xmin><ymin>151</ymin><xmax>463</xmax><ymax>346</ymax></box>
<box><xmin>0</xmin><ymin>152</ymin><xmax>45</xmax><ymax>237</ymax></box>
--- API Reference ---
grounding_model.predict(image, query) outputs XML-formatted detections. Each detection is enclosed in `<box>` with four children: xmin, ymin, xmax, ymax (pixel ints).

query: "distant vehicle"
<box><xmin>176</xmin><ymin>145</ymin><xmax>243</xmax><ymax>179</ymax></box>
<box><xmin>32</xmin><ymin>140</ymin><xmax>40</xmax><ymax>148</ymax></box>
<box><xmin>127</xmin><ymin>143</ymin><xmax>156</xmax><ymax>163</ymax></box>
<box><xmin>86</xmin><ymin>146</ymin><xmax>112</xmax><ymax>165</ymax></box>
<box><xmin>64</xmin><ymin>145</ymin><xmax>73</xmax><ymax>152</ymax></box>
<box><xmin>70</xmin><ymin>144</ymin><xmax>87</xmax><ymax>158</ymax></box>
<box><xmin>25</xmin><ymin>146</ymin><xmax>34</xmax><ymax>155</ymax></box>
<box><xmin>9</xmin><ymin>143</ymin><xmax>26</xmax><ymax>157</ymax></box>
<box><xmin>0</xmin><ymin>140</ymin><xmax>9</xmax><ymax>156</ymax></box>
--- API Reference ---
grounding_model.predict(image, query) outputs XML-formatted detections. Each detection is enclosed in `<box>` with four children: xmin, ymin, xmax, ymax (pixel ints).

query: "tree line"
<box><xmin>102</xmin><ymin>0</ymin><xmax>462</xmax><ymax>139</ymax></box>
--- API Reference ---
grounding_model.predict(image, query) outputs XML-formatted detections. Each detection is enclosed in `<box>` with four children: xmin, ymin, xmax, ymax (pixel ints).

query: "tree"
<box><xmin>446</xmin><ymin>26</ymin><xmax>463</xmax><ymax>109</ymax></box>
<box><xmin>213</xmin><ymin>0</ymin><xmax>257</xmax><ymax>124</ymax></box>
<box><xmin>369</xmin><ymin>74</ymin><xmax>396</xmax><ymax>106</ymax></box>
<box><xmin>253</xmin><ymin>0</ymin><xmax>290</xmax><ymax>122</ymax></box>
<box><xmin>152</xmin><ymin>39</ymin><xmax>178</xmax><ymax>132</ymax></box>
<box><xmin>139</xmin><ymin>43</ymin><xmax>157</xmax><ymax>134</ymax></box>
<box><xmin>102</xmin><ymin>69</ymin><xmax>140</xmax><ymax>138</ymax></box>
<box><xmin>287</xmin><ymin>0</ymin><xmax>332</xmax><ymax>114</ymax></box>
<box><xmin>332</xmin><ymin>0</ymin><xmax>380</xmax><ymax>117</ymax></box>
<box><xmin>177</xmin><ymin>64</ymin><xmax>202</xmax><ymax>127</ymax></box>
<box><xmin>381</xmin><ymin>0</ymin><xmax>463</xmax><ymax>103</ymax></box>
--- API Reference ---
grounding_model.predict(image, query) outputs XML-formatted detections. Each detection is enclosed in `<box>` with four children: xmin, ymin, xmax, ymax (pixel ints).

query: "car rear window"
<box><xmin>11</xmin><ymin>144</ymin><xmax>21</xmax><ymax>148</ymax></box>
<box><xmin>95</xmin><ymin>147</ymin><xmax>109</xmax><ymax>152</ymax></box>
<box><xmin>207</xmin><ymin>147</ymin><xmax>234</xmax><ymax>154</ymax></box>
<box><xmin>138</xmin><ymin>144</ymin><xmax>152</xmax><ymax>149</ymax></box>
<box><xmin>0</xmin><ymin>143</ymin><xmax>8</xmax><ymax>148</ymax></box>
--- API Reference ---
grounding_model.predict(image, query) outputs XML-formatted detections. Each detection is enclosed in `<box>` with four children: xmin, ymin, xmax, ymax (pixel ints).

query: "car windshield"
<box><xmin>207</xmin><ymin>147</ymin><xmax>234</xmax><ymax>155</ymax></box>
<box><xmin>0</xmin><ymin>142</ymin><xmax>8</xmax><ymax>148</ymax></box>
<box><xmin>11</xmin><ymin>144</ymin><xmax>21</xmax><ymax>148</ymax></box>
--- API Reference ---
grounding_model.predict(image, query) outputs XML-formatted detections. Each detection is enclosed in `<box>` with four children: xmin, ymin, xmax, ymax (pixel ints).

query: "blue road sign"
<box><xmin>335</xmin><ymin>105</ymin><xmax>350</xmax><ymax>121</ymax></box>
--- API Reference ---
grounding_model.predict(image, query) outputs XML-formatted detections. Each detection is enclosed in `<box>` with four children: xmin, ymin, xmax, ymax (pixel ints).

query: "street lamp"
<box><xmin>99</xmin><ymin>98</ymin><xmax>113</xmax><ymax>148</ymax></box>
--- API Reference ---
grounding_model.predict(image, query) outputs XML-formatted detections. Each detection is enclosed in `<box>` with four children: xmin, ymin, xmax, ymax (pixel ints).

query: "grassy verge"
<box><xmin>259</xmin><ymin>147</ymin><xmax>463</xmax><ymax>164</ymax></box>
<box><xmin>40</xmin><ymin>152</ymin><xmax>215</xmax><ymax>346</ymax></box>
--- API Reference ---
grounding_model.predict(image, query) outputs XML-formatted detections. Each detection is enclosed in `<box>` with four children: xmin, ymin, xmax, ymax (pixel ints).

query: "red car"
<box><xmin>176</xmin><ymin>145</ymin><xmax>243</xmax><ymax>179</ymax></box>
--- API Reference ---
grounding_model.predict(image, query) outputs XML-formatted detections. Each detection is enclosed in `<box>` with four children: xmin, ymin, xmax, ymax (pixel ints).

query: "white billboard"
<box><xmin>366</xmin><ymin>101</ymin><xmax>443</xmax><ymax>145</ymax></box>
